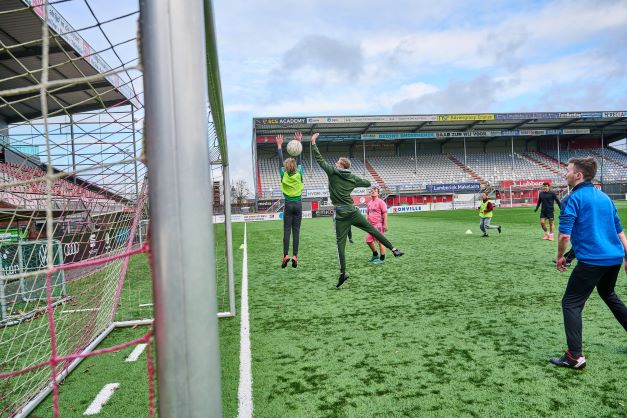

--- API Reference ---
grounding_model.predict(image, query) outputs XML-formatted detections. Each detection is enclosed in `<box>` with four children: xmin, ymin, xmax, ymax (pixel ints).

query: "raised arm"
<box><xmin>294</xmin><ymin>131</ymin><xmax>303</xmax><ymax>168</ymax></box>
<box><xmin>276</xmin><ymin>134</ymin><xmax>284</xmax><ymax>163</ymax></box>
<box><xmin>311</xmin><ymin>133</ymin><xmax>334</xmax><ymax>175</ymax></box>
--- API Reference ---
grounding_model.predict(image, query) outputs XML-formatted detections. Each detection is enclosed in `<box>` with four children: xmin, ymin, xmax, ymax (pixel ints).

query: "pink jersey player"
<box><xmin>365</xmin><ymin>187</ymin><xmax>388</xmax><ymax>264</ymax></box>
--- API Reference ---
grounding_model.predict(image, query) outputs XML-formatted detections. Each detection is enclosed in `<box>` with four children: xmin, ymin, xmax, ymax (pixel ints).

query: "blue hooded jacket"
<box><xmin>559</xmin><ymin>182</ymin><xmax>625</xmax><ymax>266</ymax></box>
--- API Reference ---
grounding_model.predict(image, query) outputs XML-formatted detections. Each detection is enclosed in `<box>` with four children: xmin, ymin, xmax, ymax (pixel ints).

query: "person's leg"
<box><xmin>351</xmin><ymin>210</ymin><xmax>394</xmax><ymax>250</ymax></box>
<box><xmin>291</xmin><ymin>201</ymin><xmax>302</xmax><ymax>257</ymax></box>
<box><xmin>334</xmin><ymin>212</ymin><xmax>350</xmax><ymax>274</ymax></box>
<box><xmin>480</xmin><ymin>218</ymin><xmax>487</xmax><ymax>235</ymax></box>
<box><xmin>348</xmin><ymin>227</ymin><xmax>353</xmax><ymax>243</ymax></box>
<box><xmin>564</xmin><ymin>248</ymin><xmax>576</xmax><ymax>263</ymax></box>
<box><xmin>549</xmin><ymin>218</ymin><xmax>555</xmax><ymax>234</ymax></box>
<box><xmin>540</xmin><ymin>217</ymin><xmax>548</xmax><ymax>234</ymax></box>
<box><xmin>484</xmin><ymin>217</ymin><xmax>501</xmax><ymax>233</ymax></box>
<box><xmin>283</xmin><ymin>203</ymin><xmax>292</xmax><ymax>256</ymax></box>
<box><xmin>561</xmin><ymin>262</ymin><xmax>600</xmax><ymax>356</ymax></box>
<box><xmin>596</xmin><ymin>264</ymin><xmax>627</xmax><ymax>331</ymax></box>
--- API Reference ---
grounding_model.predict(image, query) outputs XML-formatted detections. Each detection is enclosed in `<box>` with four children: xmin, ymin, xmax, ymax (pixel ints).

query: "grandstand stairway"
<box><xmin>446</xmin><ymin>155</ymin><xmax>485</xmax><ymax>183</ymax></box>
<box><xmin>256</xmin><ymin>162</ymin><xmax>263</xmax><ymax>196</ymax></box>
<box><xmin>533</xmin><ymin>151</ymin><xmax>566</xmax><ymax>169</ymax></box>
<box><xmin>364</xmin><ymin>160</ymin><xmax>389</xmax><ymax>193</ymax></box>
<box><xmin>591</xmin><ymin>150</ymin><xmax>627</xmax><ymax>169</ymax></box>
<box><xmin>520</xmin><ymin>153</ymin><xmax>565</xmax><ymax>178</ymax></box>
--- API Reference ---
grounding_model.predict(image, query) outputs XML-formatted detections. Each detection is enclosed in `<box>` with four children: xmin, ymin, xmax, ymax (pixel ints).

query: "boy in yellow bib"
<box><xmin>277</xmin><ymin>132</ymin><xmax>304</xmax><ymax>268</ymax></box>
<box><xmin>478</xmin><ymin>192</ymin><xmax>502</xmax><ymax>237</ymax></box>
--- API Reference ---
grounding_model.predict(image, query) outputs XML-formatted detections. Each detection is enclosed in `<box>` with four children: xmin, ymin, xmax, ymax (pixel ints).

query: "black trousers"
<box><xmin>283</xmin><ymin>201</ymin><xmax>302</xmax><ymax>256</ymax></box>
<box><xmin>562</xmin><ymin>262</ymin><xmax>627</xmax><ymax>356</ymax></box>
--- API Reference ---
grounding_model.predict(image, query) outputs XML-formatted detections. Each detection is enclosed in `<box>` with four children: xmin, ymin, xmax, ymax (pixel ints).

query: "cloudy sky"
<box><xmin>211</xmin><ymin>0</ymin><xmax>627</xmax><ymax>184</ymax></box>
<box><xmin>52</xmin><ymin>0</ymin><xmax>627</xmax><ymax>186</ymax></box>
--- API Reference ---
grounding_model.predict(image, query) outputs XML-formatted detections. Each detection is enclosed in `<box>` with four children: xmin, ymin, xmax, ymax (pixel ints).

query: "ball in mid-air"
<box><xmin>286</xmin><ymin>140</ymin><xmax>303</xmax><ymax>157</ymax></box>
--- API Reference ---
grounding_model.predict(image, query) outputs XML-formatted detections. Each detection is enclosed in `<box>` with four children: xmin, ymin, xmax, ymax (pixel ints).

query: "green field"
<box><xmin>30</xmin><ymin>204</ymin><xmax>627</xmax><ymax>417</ymax></box>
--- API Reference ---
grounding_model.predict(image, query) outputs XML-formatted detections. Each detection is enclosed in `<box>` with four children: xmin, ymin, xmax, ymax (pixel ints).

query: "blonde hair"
<box><xmin>337</xmin><ymin>157</ymin><xmax>351</xmax><ymax>169</ymax></box>
<box><xmin>284</xmin><ymin>158</ymin><xmax>297</xmax><ymax>174</ymax></box>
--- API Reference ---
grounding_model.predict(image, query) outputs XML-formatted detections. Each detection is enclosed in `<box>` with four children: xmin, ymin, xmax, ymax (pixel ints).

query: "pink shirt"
<box><xmin>367</xmin><ymin>198</ymin><xmax>387</xmax><ymax>225</ymax></box>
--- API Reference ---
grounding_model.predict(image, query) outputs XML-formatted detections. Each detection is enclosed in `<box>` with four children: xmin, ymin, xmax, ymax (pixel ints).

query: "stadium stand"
<box><xmin>453</xmin><ymin>152</ymin><xmax>565</xmax><ymax>183</ymax></box>
<box><xmin>366</xmin><ymin>155</ymin><xmax>475</xmax><ymax>188</ymax></box>
<box><xmin>0</xmin><ymin>162</ymin><xmax>123</xmax><ymax>210</ymax></box>
<box><xmin>543</xmin><ymin>148</ymin><xmax>627</xmax><ymax>182</ymax></box>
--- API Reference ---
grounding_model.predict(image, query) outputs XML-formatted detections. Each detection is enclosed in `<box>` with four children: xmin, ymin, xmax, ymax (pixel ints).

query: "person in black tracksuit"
<box><xmin>277</xmin><ymin>132</ymin><xmax>304</xmax><ymax>268</ymax></box>
<box><xmin>534</xmin><ymin>182</ymin><xmax>561</xmax><ymax>241</ymax></box>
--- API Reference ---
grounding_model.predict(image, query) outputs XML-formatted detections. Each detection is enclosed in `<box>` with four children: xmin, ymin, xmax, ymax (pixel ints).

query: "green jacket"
<box><xmin>312</xmin><ymin>144</ymin><xmax>370</xmax><ymax>206</ymax></box>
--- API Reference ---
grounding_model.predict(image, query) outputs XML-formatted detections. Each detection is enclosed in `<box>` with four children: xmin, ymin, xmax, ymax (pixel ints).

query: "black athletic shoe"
<box><xmin>349</xmin><ymin>239</ymin><xmax>354</xmax><ymax>244</ymax></box>
<box><xmin>281</xmin><ymin>255</ymin><xmax>289</xmax><ymax>269</ymax></box>
<box><xmin>336</xmin><ymin>273</ymin><xmax>350</xmax><ymax>288</ymax></box>
<box><xmin>482</xmin><ymin>233</ymin><xmax>489</xmax><ymax>237</ymax></box>
<box><xmin>392</xmin><ymin>249</ymin><xmax>404</xmax><ymax>258</ymax></box>
<box><xmin>497</xmin><ymin>226</ymin><xmax>502</xmax><ymax>234</ymax></box>
<box><xmin>291</xmin><ymin>256</ymin><xmax>298</xmax><ymax>268</ymax></box>
<box><xmin>549</xmin><ymin>351</ymin><xmax>586</xmax><ymax>369</ymax></box>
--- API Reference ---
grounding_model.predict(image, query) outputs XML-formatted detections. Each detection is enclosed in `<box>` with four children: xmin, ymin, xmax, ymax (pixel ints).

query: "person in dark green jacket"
<box><xmin>277</xmin><ymin>132</ymin><xmax>304</xmax><ymax>268</ymax></box>
<box><xmin>311</xmin><ymin>133</ymin><xmax>404</xmax><ymax>288</ymax></box>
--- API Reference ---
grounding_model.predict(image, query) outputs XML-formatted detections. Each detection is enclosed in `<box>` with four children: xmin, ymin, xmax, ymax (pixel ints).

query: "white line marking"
<box><xmin>125</xmin><ymin>344</ymin><xmax>147</xmax><ymax>362</ymax></box>
<box><xmin>61</xmin><ymin>308</ymin><xmax>100</xmax><ymax>314</ymax></box>
<box><xmin>84</xmin><ymin>383</ymin><xmax>119</xmax><ymax>415</ymax></box>
<box><xmin>237</xmin><ymin>224</ymin><xmax>253</xmax><ymax>418</ymax></box>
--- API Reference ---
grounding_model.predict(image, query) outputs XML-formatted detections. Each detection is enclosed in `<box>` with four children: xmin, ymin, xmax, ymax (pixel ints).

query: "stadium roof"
<box><xmin>253</xmin><ymin>111</ymin><xmax>627</xmax><ymax>143</ymax></box>
<box><xmin>0</xmin><ymin>0</ymin><xmax>139</xmax><ymax>124</ymax></box>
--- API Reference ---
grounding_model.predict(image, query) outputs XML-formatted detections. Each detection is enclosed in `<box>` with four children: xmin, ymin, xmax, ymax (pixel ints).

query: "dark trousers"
<box><xmin>333</xmin><ymin>206</ymin><xmax>393</xmax><ymax>273</ymax></box>
<box><xmin>283</xmin><ymin>201</ymin><xmax>302</xmax><ymax>256</ymax></box>
<box><xmin>562</xmin><ymin>262</ymin><xmax>627</xmax><ymax>356</ymax></box>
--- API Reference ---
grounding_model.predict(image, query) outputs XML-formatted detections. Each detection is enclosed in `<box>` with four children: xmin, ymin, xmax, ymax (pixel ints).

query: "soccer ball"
<box><xmin>286</xmin><ymin>140</ymin><xmax>303</xmax><ymax>157</ymax></box>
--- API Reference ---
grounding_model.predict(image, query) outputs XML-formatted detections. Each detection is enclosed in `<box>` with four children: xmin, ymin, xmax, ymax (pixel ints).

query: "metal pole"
<box><xmin>131</xmin><ymin>106</ymin><xmax>140</xmax><ymax>199</ymax></box>
<box><xmin>601</xmin><ymin>130</ymin><xmax>605</xmax><ymax>187</ymax></box>
<box><xmin>414</xmin><ymin>138</ymin><xmax>418</xmax><ymax>174</ymax></box>
<box><xmin>362</xmin><ymin>140</ymin><xmax>366</xmax><ymax>177</ymax></box>
<box><xmin>69</xmin><ymin>114</ymin><xmax>76</xmax><ymax>184</ymax></box>
<box><xmin>223</xmin><ymin>163</ymin><xmax>235</xmax><ymax>316</ymax></box>
<box><xmin>556</xmin><ymin>134</ymin><xmax>561</xmax><ymax>174</ymax></box>
<box><xmin>511</xmin><ymin>136</ymin><xmax>514</xmax><ymax>177</ymax></box>
<box><xmin>509</xmin><ymin>185</ymin><xmax>513</xmax><ymax>208</ymax></box>
<box><xmin>463</xmin><ymin>136</ymin><xmax>467</xmax><ymax>166</ymax></box>
<box><xmin>140</xmin><ymin>0</ymin><xmax>222</xmax><ymax>416</ymax></box>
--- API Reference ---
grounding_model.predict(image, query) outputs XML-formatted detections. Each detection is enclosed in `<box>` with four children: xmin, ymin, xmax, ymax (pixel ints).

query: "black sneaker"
<box><xmin>392</xmin><ymin>249</ymin><xmax>404</xmax><ymax>257</ymax></box>
<box><xmin>281</xmin><ymin>255</ymin><xmax>289</xmax><ymax>269</ymax></box>
<box><xmin>291</xmin><ymin>256</ymin><xmax>298</xmax><ymax>268</ymax></box>
<box><xmin>549</xmin><ymin>351</ymin><xmax>586</xmax><ymax>369</ymax></box>
<box><xmin>482</xmin><ymin>234</ymin><xmax>489</xmax><ymax>237</ymax></box>
<box><xmin>336</xmin><ymin>273</ymin><xmax>350</xmax><ymax>288</ymax></box>
<box><xmin>497</xmin><ymin>226</ymin><xmax>502</xmax><ymax>234</ymax></box>
<box><xmin>349</xmin><ymin>239</ymin><xmax>354</xmax><ymax>244</ymax></box>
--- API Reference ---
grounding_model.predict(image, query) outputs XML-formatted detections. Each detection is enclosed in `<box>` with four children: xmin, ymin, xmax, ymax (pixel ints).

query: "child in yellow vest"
<box><xmin>478</xmin><ymin>192</ymin><xmax>502</xmax><ymax>237</ymax></box>
<box><xmin>277</xmin><ymin>132</ymin><xmax>304</xmax><ymax>268</ymax></box>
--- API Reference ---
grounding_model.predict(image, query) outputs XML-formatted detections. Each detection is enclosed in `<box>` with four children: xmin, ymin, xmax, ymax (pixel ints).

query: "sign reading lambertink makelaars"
<box><xmin>426</xmin><ymin>183</ymin><xmax>481</xmax><ymax>193</ymax></box>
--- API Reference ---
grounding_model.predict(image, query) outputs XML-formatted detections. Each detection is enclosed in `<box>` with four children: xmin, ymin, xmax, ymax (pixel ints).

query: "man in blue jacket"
<box><xmin>551</xmin><ymin>157</ymin><xmax>627</xmax><ymax>369</ymax></box>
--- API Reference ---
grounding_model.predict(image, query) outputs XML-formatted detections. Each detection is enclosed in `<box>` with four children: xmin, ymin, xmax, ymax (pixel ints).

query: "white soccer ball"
<box><xmin>286</xmin><ymin>140</ymin><xmax>303</xmax><ymax>157</ymax></box>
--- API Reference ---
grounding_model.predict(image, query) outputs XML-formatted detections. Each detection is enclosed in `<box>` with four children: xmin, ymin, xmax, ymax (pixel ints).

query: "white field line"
<box><xmin>237</xmin><ymin>224</ymin><xmax>252</xmax><ymax>418</ymax></box>
<box><xmin>124</xmin><ymin>344</ymin><xmax>147</xmax><ymax>362</ymax></box>
<box><xmin>83</xmin><ymin>383</ymin><xmax>120</xmax><ymax>416</ymax></box>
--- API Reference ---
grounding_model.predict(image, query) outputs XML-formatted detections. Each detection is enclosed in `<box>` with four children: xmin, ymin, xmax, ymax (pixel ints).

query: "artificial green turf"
<box><xmin>246</xmin><ymin>205</ymin><xmax>627</xmax><ymax>417</ymax></box>
<box><xmin>24</xmin><ymin>205</ymin><xmax>627</xmax><ymax>417</ymax></box>
<box><xmin>30</xmin><ymin>327</ymin><xmax>153</xmax><ymax>418</ymax></box>
<box><xmin>28</xmin><ymin>225</ymin><xmax>245</xmax><ymax>418</ymax></box>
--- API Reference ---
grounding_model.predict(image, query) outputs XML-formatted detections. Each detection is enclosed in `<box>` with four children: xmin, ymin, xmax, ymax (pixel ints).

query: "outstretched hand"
<box><xmin>294</xmin><ymin>131</ymin><xmax>303</xmax><ymax>142</ymax></box>
<box><xmin>311</xmin><ymin>132</ymin><xmax>319</xmax><ymax>145</ymax></box>
<box><xmin>276</xmin><ymin>134</ymin><xmax>283</xmax><ymax>147</ymax></box>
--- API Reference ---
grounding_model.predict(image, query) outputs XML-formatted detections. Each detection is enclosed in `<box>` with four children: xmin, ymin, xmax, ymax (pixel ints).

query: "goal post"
<box><xmin>140</xmin><ymin>0</ymin><xmax>223</xmax><ymax>416</ymax></box>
